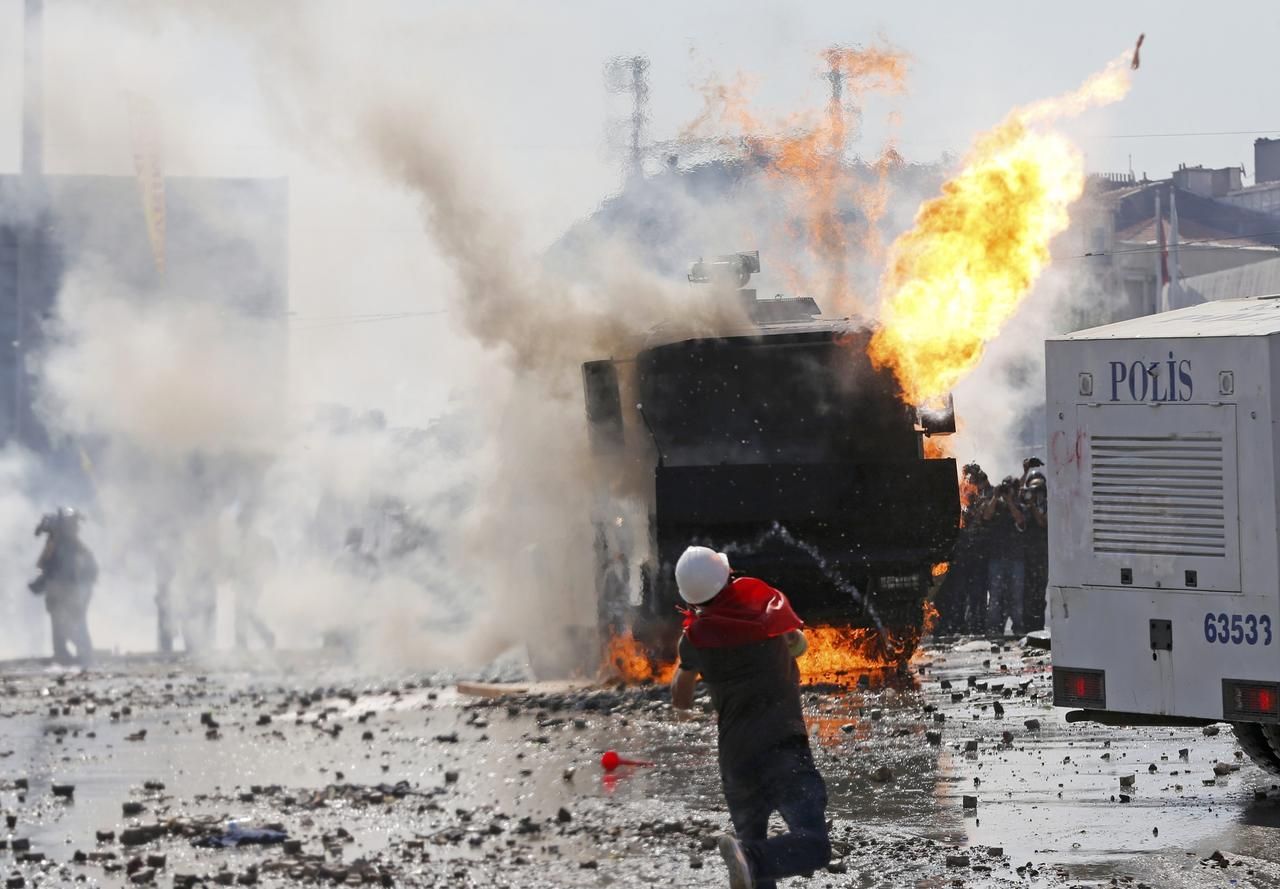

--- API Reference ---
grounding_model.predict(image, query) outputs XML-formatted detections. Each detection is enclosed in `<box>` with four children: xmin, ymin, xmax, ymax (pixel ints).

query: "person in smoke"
<box><xmin>28</xmin><ymin>508</ymin><xmax>98</xmax><ymax>667</ymax></box>
<box><xmin>936</xmin><ymin>463</ymin><xmax>992</xmax><ymax>634</ymax></box>
<box><xmin>980</xmin><ymin>474</ymin><xmax>1027</xmax><ymax>635</ymax></box>
<box><xmin>233</xmin><ymin>509</ymin><xmax>277</xmax><ymax>650</ymax></box>
<box><xmin>1019</xmin><ymin>457</ymin><xmax>1049</xmax><ymax>632</ymax></box>
<box><xmin>153</xmin><ymin>522</ymin><xmax>183</xmax><ymax>654</ymax></box>
<box><xmin>342</xmin><ymin>526</ymin><xmax>379</xmax><ymax>575</ymax></box>
<box><xmin>175</xmin><ymin>516</ymin><xmax>227</xmax><ymax>654</ymax></box>
<box><xmin>175</xmin><ymin>583</ymin><xmax>217</xmax><ymax>652</ymax></box>
<box><xmin>323</xmin><ymin>527</ymin><xmax>378</xmax><ymax>652</ymax></box>
<box><xmin>961</xmin><ymin>468</ymin><xmax>996</xmax><ymax>633</ymax></box>
<box><xmin>174</xmin><ymin>456</ymin><xmax>220</xmax><ymax>653</ymax></box>
<box><xmin>155</xmin><ymin>551</ymin><xmax>177</xmax><ymax>654</ymax></box>
<box><xmin>670</xmin><ymin>546</ymin><xmax>831</xmax><ymax>889</ymax></box>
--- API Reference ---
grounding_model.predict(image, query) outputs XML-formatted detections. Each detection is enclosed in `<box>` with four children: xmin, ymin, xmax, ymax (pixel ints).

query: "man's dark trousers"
<box><xmin>721</xmin><ymin>739</ymin><xmax>831</xmax><ymax>889</ymax></box>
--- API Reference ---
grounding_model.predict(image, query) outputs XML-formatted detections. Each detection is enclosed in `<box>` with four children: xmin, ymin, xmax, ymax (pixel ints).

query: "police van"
<box><xmin>1046</xmin><ymin>295</ymin><xmax>1280</xmax><ymax>773</ymax></box>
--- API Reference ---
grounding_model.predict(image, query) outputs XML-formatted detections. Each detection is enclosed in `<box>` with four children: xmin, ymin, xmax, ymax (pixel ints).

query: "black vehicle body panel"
<box><xmin>586</xmin><ymin>305</ymin><xmax>959</xmax><ymax>631</ymax></box>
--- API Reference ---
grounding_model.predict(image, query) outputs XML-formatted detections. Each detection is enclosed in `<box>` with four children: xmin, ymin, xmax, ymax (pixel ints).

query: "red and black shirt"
<box><xmin>678</xmin><ymin>577</ymin><xmax>809</xmax><ymax>769</ymax></box>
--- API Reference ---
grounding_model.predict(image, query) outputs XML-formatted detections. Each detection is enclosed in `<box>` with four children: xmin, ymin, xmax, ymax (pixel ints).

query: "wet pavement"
<box><xmin>0</xmin><ymin>639</ymin><xmax>1278</xmax><ymax>887</ymax></box>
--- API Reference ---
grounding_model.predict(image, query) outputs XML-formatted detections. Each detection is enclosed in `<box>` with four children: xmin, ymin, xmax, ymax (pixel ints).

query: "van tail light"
<box><xmin>1223</xmin><ymin>680</ymin><xmax>1280</xmax><ymax>721</ymax></box>
<box><xmin>1054</xmin><ymin>668</ymin><xmax>1106</xmax><ymax>708</ymax></box>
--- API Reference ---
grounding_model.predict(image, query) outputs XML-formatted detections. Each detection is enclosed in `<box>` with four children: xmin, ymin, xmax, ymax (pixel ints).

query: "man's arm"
<box><xmin>1031</xmin><ymin>500</ymin><xmax>1048</xmax><ymax>528</ymax></box>
<box><xmin>1005</xmin><ymin>493</ymin><xmax>1026</xmax><ymax>528</ymax></box>
<box><xmin>979</xmin><ymin>494</ymin><xmax>997</xmax><ymax>521</ymax></box>
<box><xmin>671</xmin><ymin>664</ymin><xmax>697</xmax><ymax>710</ymax></box>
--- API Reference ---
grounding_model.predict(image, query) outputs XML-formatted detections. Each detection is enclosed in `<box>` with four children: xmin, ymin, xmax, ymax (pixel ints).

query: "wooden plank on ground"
<box><xmin>455</xmin><ymin>679</ymin><xmax>596</xmax><ymax>698</ymax></box>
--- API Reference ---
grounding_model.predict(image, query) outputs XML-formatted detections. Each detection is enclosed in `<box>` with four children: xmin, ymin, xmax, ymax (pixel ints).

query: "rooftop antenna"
<box><xmin>827</xmin><ymin>51</ymin><xmax>843</xmax><ymax>94</ymax></box>
<box><xmin>825</xmin><ymin>49</ymin><xmax>843</xmax><ymax>111</ymax></box>
<box><xmin>604</xmin><ymin>55</ymin><xmax>650</xmax><ymax>181</ymax></box>
<box><xmin>822</xmin><ymin>47</ymin><xmax>850</xmax><ymax>158</ymax></box>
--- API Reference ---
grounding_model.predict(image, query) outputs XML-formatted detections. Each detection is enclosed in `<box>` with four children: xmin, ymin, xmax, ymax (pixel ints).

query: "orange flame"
<box><xmin>601</xmin><ymin>631</ymin><xmax>675</xmax><ymax>684</ymax></box>
<box><xmin>797</xmin><ymin>626</ymin><xmax>918</xmax><ymax>683</ymax></box>
<box><xmin>957</xmin><ymin>474</ymin><xmax>986</xmax><ymax>526</ymax></box>
<box><xmin>922</xmin><ymin>436</ymin><xmax>950</xmax><ymax>459</ymax></box>
<box><xmin>931</xmin><ymin>562</ymin><xmax>949</xmax><ymax>579</ymax></box>
<box><xmin>868</xmin><ymin>53</ymin><xmax>1133</xmax><ymax>404</ymax></box>
<box><xmin>921</xmin><ymin>599</ymin><xmax>940</xmax><ymax>636</ymax></box>
<box><xmin>682</xmin><ymin>43</ymin><xmax>909</xmax><ymax>311</ymax></box>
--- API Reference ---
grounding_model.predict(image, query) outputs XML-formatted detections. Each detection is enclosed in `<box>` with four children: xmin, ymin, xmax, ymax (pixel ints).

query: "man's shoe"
<box><xmin>717</xmin><ymin>835</ymin><xmax>753</xmax><ymax>889</ymax></box>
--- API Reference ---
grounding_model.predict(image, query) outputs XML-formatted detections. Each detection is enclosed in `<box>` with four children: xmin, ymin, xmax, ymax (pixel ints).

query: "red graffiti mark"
<box><xmin>1050</xmin><ymin>429</ymin><xmax>1085</xmax><ymax>470</ymax></box>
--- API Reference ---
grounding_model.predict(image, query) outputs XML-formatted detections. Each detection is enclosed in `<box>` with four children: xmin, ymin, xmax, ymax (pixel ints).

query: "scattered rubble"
<box><xmin>0</xmin><ymin>638</ymin><xmax>1265</xmax><ymax>888</ymax></box>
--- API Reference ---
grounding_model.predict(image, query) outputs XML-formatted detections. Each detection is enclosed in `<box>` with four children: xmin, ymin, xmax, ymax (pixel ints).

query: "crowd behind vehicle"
<box><xmin>935</xmin><ymin>457</ymin><xmax>1049</xmax><ymax>637</ymax></box>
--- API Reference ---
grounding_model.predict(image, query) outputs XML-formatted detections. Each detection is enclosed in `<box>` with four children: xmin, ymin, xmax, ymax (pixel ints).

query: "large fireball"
<box><xmin>868</xmin><ymin>53</ymin><xmax>1134</xmax><ymax>404</ymax></box>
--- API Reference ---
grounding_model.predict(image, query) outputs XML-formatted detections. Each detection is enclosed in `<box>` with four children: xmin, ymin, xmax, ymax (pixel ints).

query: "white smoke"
<box><xmin>0</xmin><ymin>448</ymin><xmax>57</xmax><ymax>658</ymax></box>
<box><xmin>10</xmin><ymin>0</ymin><xmax>745</xmax><ymax>672</ymax></box>
<box><xmin>3</xmin><ymin>1</ymin><xmax>1108</xmax><ymax>669</ymax></box>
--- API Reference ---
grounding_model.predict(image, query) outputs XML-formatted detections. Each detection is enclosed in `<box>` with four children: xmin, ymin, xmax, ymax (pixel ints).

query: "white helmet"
<box><xmin>675</xmin><ymin>546</ymin><xmax>731</xmax><ymax>605</ymax></box>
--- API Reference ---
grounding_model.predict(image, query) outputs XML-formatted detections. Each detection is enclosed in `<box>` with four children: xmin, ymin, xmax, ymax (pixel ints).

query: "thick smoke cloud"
<box><xmin>13</xmin><ymin>0</ymin><xmax>749</xmax><ymax>671</ymax></box>
<box><xmin>5</xmin><ymin>2</ymin><xmax>1108</xmax><ymax>667</ymax></box>
<box><xmin>0</xmin><ymin>448</ymin><xmax>55</xmax><ymax>658</ymax></box>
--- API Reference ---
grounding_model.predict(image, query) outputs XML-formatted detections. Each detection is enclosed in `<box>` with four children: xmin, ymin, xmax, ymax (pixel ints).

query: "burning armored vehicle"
<box><xmin>583</xmin><ymin>252</ymin><xmax>960</xmax><ymax>659</ymax></box>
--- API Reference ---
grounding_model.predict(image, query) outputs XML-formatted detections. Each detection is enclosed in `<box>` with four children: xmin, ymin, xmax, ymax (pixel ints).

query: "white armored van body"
<box><xmin>1046</xmin><ymin>295</ymin><xmax>1280</xmax><ymax>772</ymax></box>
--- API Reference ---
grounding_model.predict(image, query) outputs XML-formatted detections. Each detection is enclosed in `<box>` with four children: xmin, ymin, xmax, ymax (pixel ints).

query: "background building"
<box><xmin>0</xmin><ymin>0</ymin><xmax>288</xmax><ymax>463</ymax></box>
<box><xmin>1072</xmin><ymin>137</ymin><xmax>1280</xmax><ymax>324</ymax></box>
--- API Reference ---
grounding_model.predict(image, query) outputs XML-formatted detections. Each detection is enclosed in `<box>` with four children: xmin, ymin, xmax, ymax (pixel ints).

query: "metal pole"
<box><xmin>22</xmin><ymin>0</ymin><xmax>43</xmax><ymax>177</ymax></box>
<box><xmin>629</xmin><ymin>56</ymin><xmax>649</xmax><ymax>180</ymax></box>
<box><xmin>13</xmin><ymin>0</ymin><xmax>45</xmax><ymax>445</ymax></box>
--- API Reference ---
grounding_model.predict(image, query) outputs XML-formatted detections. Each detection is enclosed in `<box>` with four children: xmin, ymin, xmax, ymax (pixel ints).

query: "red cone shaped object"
<box><xmin>600</xmin><ymin>749</ymin><xmax>654</xmax><ymax>771</ymax></box>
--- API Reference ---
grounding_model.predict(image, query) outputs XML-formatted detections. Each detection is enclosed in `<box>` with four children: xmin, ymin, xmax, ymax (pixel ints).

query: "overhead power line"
<box><xmin>1111</xmin><ymin>129</ymin><xmax>1280</xmax><ymax>139</ymax></box>
<box><xmin>289</xmin><ymin>310</ymin><xmax>448</xmax><ymax>331</ymax></box>
<box><xmin>1066</xmin><ymin>230</ymin><xmax>1280</xmax><ymax>262</ymax></box>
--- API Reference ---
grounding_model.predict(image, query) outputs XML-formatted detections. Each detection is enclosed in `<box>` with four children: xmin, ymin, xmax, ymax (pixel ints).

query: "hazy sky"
<box><xmin>0</xmin><ymin>0</ymin><xmax>1276</xmax><ymax>423</ymax></box>
<box><xmin>0</xmin><ymin>1</ymin><xmax>1277</xmax><ymax>240</ymax></box>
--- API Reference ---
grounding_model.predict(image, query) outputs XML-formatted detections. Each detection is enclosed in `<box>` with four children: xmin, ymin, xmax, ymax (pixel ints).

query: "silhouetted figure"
<box><xmin>1020</xmin><ymin>458</ymin><xmax>1049</xmax><ymax>632</ymax></box>
<box><xmin>28</xmin><ymin>508</ymin><xmax>97</xmax><ymax>666</ymax></box>
<box><xmin>233</xmin><ymin>515</ymin><xmax>276</xmax><ymax>651</ymax></box>
<box><xmin>180</xmin><ymin>569</ymin><xmax>219</xmax><ymax>653</ymax></box>
<box><xmin>155</xmin><ymin>553</ymin><xmax>176</xmax><ymax>653</ymax></box>
<box><xmin>153</xmin><ymin>527</ymin><xmax>180</xmax><ymax>655</ymax></box>
<box><xmin>981</xmin><ymin>475</ymin><xmax>1027</xmax><ymax>635</ymax></box>
<box><xmin>323</xmin><ymin>527</ymin><xmax>377</xmax><ymax>652</ymax></box>
<box><xmin>936</xmin><ymin>463</ymin><xmax>993</xmax><ymax>634</ymax></box>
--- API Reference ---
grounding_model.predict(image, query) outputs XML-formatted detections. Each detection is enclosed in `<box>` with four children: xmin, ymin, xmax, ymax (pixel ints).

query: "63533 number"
<box><xmin>1203</xmin><ymin>612</ymin><xmax>1272</xmax><ymax>645</ymax></box>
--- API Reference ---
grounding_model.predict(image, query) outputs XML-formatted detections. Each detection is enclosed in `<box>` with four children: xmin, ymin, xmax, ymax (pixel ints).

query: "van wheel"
<box><xmin>1233</xmin><ymin>722</ymin><xmax>1280</xmax><ymax>775</ymax></box>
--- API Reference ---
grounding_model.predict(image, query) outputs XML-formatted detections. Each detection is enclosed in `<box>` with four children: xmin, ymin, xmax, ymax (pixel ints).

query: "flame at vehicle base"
<box><xmin>601</xmin><ymin>630</ymin><xmax>677</xmax><ymax>684</ymax></box>
<box><xmin>797</xmin><ymin>625</ymin><xmax>918</xmax><ymax>683</ymax></box>
<box><xmin>601</xmin><ymin>602</ymin><xmax>940</xmax><ymax>686</ymax></box>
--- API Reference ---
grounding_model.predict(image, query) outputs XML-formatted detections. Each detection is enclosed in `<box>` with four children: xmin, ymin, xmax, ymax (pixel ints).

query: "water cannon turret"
<box><xmin>687</xmin><ymin>251</ymin><xmax>824</xmax><ymax>324</ymax></box>
<box><xmin>687</xmin><ymin>251</ymin><xmax>760</xmax><ymax>290</ymax></box>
